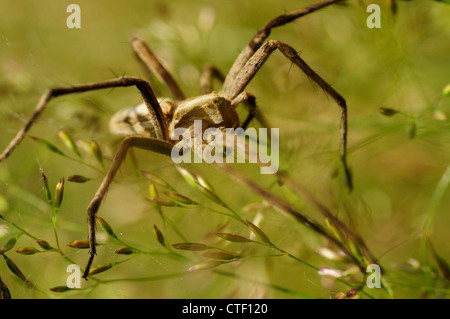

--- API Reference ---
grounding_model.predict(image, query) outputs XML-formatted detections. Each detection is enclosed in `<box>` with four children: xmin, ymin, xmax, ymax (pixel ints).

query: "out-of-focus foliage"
<box><xmin>0</xmin><ymin>0</ymin><xmax>449</xmax><ymax>299</ymax></box>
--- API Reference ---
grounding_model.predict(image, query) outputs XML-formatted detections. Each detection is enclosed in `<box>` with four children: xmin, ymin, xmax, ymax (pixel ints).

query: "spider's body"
<box><xmin>0</xmin><ymin>0</ymin><xmax>351</xmax><ymax>279</ymax></box>
<box><xmin>169</xmin><ymin>94</ymin><xmax>239</xmax><ymax>144</ymax></box>
<box><xmin>110</xmin><ymin>93</ymin><xmax>240</xmax><ymax>144</ymax></box>
<box><xmin>109</xmin><ymin>98</ymin><xmax>176</xmax><ymax>138</ymax></box>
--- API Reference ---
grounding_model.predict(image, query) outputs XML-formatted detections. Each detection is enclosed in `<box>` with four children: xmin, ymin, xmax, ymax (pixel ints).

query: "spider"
<box><xmin>0</xmin><ymin>0</ymin><xmax>351</xmax><ymax>279</ymax></box>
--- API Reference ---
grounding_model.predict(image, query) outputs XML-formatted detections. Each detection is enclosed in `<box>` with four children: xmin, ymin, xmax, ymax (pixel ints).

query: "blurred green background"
<box><xmin>0</xmin><ymin>0</ymin><xmax>449</xmax><ymax>299</ymax></box>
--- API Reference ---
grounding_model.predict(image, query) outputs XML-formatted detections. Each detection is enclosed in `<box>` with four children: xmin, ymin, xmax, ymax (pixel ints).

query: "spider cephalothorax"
<box><xmin>0</xmin><ymin>0</ymin><xmax>351</xmax><ymax>278</ymax></box>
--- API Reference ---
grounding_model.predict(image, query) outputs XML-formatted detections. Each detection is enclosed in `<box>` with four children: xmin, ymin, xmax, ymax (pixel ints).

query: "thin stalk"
<box><xmin>422</xmin><ymin>163</ymin><xmax>450</xmax><ymax>289</ymax></box>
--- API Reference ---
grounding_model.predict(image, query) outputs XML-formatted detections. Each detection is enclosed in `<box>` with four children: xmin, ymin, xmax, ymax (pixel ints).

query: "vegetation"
<box><xmin>0</xmin><ymin>0</ymin><xmax>449</xmax><ymax>298</ymax></box>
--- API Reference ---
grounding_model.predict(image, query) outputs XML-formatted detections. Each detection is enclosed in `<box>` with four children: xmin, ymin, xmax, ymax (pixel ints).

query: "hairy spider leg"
<box><xmin>228</xmin><ymin>40</ymin><xmax>352</xmax><ymax>190</ymax></box>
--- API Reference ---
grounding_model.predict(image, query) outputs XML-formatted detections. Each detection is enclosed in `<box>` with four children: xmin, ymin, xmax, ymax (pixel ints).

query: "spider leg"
<box><xmin>0</xmin><ymin>76</ymin><xmax>169</xmax><ymax>162</ymax></box>
<box><xmin>231</xmin><ymin>92</ymin><xmax>270</xmax><ymax>130</ymax></box>
<box><xmin>131</xmin><ymin>37</ymin><xmax>186</xmax><ymax>101</ymax></box>
<box><xmin>222</xmin><ymin>0</ymin><xmax>343</xmax><ymax>96</ymax></box>
<box><xmin>200</xmin><ymin>63</ymin><xmax>225</xmax><ymax>94</ymax></box>
<box><xmin>229</xmin><ymin>40</ymin><xmax>352</xmax><ymax>190</ymax></box>
<box><xmin>199</xmin><ymin>65</ymin><xmax>267</xmax><ymax>130</ymax></box>
<box><xmin>83</xmin><ymin>136</ymin><xmax>173</xmax><ymax>279</ymax></box>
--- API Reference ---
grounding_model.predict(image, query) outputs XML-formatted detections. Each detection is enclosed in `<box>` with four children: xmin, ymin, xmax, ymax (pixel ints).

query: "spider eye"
<box><xmin>212</xmin><ymin>97</ymin><xmax>221</xmax><ymax>104</ymax></box>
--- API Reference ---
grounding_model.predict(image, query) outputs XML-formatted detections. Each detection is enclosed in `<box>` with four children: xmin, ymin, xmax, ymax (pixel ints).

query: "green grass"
<box><xmin>0</xmin><ymin>0</ymin><xmax>449</xmax><ymax>299</ymax></box>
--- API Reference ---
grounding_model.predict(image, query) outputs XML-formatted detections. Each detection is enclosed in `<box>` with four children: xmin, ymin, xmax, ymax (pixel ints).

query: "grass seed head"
<box><xmin>115</xmin><ymin>247</ymin><xmax>135</xmax><ymax>255</ymax></box>
<box><xmin>175</xmin><ymin>166</ymin><xmax>224</xmax><ymax>205</ymax></box>
<box><xmin>30</xmin><ymin>136</ymin><xmax>65</xmax><ymax>156</ymax></box>
<box><xmin>194</xmin><ymin>173</ymin><xmax>215</xmax><ymax>192</ymax></box>
<box><xmin>50</xmin><ymin>286</ymin><xmax>73</xmax><ymax>293</ymax></box>
<box><xmin>90</xmin><ymin>139</ymin><xmax>104</xmax><ymax>166</ymax></box>
<box><xmin>172</xmin><ymin>243</ymin><xmax>212</xmax><ymax>251</ymax></box>
<box><xmin>16</xmin><ymin>247</ymin><xmax>38</xmax><ymax>255</ymax></box>
<box><xmin>95</xmin><ymin>216</ymin><xmax>117</xmax><ymax>238</ymax></box>
<box><xmin>147</xmin><ymin>196</ymin><xmax>177</xmax><ymax>207</ymax></box>
<box><xmin>188</xmin><ymin>261</ymin><xmax>223</xmax><ymax>272</ymax></box>
<box><xmin>379</xmin><ymin>107</ymin><xmax>399</xmax><ymax>117</ymax></box>
<box><xmin>3</xmin><ymin>255</ymin><xmax>31</xmax><ymax>286</ymax></box>
<box><xmin>196</xmin><ymin>184</ymin><xmax>224</xmax><ymax>206</ymax></box>
<box><xmin>54</xmin><ymin>178</ymin><xmax>65</xmax><ymax>209</ymax></box>
<box><xmin>324</xmin><ymin>218</ymin><xmax>346</xmax><ymax>244</ymax></box>
<box><xmin>41</xmin><ymin>172</ymin><xmax>52</xmax><ymax>205</ymax></box>
<box><xmin>36</xmin><ymin>240</ymin><xmax>53</xmax><ymax>251</ymax></box>
<box><xmin>246</xmin><ymin>220</ymin><xmax>271</xmax><ymax>244</ymax></box>
<box><xmin>1</xmin><ymin>237</ymin><xmax>16</xmax><ymax>254</ymax></box>
<box><xmin>202</xmin><ymin>252</ymin><xmax>240</xmax><ymax>260</ymax></box>
<box><xmin>68</xmin><ymin>175</ymin><xmax>91</xmax><ymax>183</ymax></box>
<box><xmin>58</xmin><ymin>128</ymin><xmax>81</xmax><ymax>158</ymax></box>
<box><xmin>88</xmin><ymin>263</ymin><xmax>113</xmax><ymax>277</ymax></box>
<box><xmin>141</xmin><ymin>171</ymin><xmax>172</xmax><ymax>189</ymax></box>
<box><xmin>153</xmin><ymin>225</ymin><xmax>166</xmax><ymax>247</ymax></box>
<box><xmin>216</xmin><ymin>233</ymin><xmax>251</xmax><ymax>243</ymax></box>
<box><xmin>175</xmin><ymin>166</ymin><xmax>198</xmax><ymax>188</ymax></box>
<box><xmin>148</xmin><ymin>183</ymin><xmax>159</xmax><ymax>198</ymax></box>
<box><xmin>163</xmin><ymin>191</ymin><xmax>197</xmax><ymax>206</ymax></box>
<box><xmin>68</xmin><ymin>240</ymin><xmax>90</xmax><ymax>249</ymax></box>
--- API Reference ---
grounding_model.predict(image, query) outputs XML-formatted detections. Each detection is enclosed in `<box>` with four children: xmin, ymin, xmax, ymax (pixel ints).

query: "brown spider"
<box><xmin>0</xmin><ymin>0</ymin><xmax>351</xmax><ymax>279</ymax></box>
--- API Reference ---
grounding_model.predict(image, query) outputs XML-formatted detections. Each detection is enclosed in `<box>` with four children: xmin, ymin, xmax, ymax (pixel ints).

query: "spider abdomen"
<box><xmin>109</xmin><ymin>98</ymin><xmax>175</xmax><ymax>137</ymax></box>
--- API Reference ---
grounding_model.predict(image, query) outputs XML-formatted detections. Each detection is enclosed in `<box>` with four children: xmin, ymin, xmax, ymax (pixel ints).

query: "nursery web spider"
<box><xmin>0</xmin><ymin>0</ymin><xmax>351</xmax><ymax>279</ymax></box>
